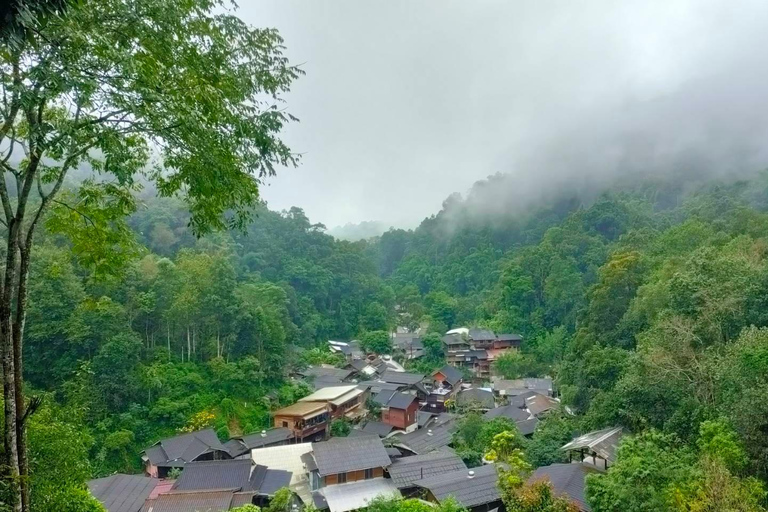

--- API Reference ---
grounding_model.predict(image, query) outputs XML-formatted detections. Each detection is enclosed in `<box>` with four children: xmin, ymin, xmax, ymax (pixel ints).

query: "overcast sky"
<box><xmin>240</xmin><ymin>1</ymin><xmax>768</xmax><ymax>230</ymax></box>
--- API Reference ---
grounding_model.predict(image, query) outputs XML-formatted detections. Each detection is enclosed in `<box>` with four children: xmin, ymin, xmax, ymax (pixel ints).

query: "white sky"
<box><xmin>239</xmin><ymin>0</ymin><xmax>768</xmax><ymax>229</ymax></box>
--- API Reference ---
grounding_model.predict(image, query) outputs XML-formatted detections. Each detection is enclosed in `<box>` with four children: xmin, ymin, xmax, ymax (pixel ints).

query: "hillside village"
<box><xmin>88</xmin><ymin>328</ymin><xmax>622</xmax><ymax>512</ymax></box>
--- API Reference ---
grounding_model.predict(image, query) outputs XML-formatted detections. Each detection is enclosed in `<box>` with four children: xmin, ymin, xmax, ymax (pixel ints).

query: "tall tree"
<box><xmin>0</xmin><ymin>0</ymin><xmax>301</xmax><ymax>508</ymax></box>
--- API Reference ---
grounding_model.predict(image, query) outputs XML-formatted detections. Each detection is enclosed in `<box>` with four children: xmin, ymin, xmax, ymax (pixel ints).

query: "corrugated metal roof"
<box><xmin>526</xmin><ymin>394</ymin><xmax>560</xmax><ymax>416</ymax></box>
<box><xmin>388</xmin><ymin>451</ymin><xmax>467</xmax><ymax>488</ymax></box>
<box><xmin>237</xmin><ymin>427</ymin><xmax>293</xmax><ymax>451</ymax></box>
<box><xmin>484</xmin><ymin>404</ymin><xmax>531</xmax><ymax>422</ymax></box>
<box><xmin>320</xmin><ymin>478</ymin><xmax>401</xmax><ymax>512</ymax></box>
<box><xmin>299</xmin><ymin>385</ymin><xmax>359</xmax><ymax>403</ymax></box>
<box><xmin>361</xmin><ymin>421</ymin><xmax>394</xmax><ymax>438</ymax></box>
<box><xmin>88</xmin><ymin>474</ymin><xmax>158</xmax><ymax>512</ymax></box>
<box><xmin>530</xmin><ymin>463</ymin><xmax>597</xmax><ymax>511</ymax></box>
<box><xmin>250</xmin><ymin>443</ymin><xmax>314</xmax><ymax>503</ymax></box>
<box><xmin>140</xmin><ymin>490</ymin><xmax>235</xmax><ymax>512</ymax></box>
<box><xmin>415</xmin><ymin>463</ymin><xmax>501</xmax><ymax>508</ymax></box>
<box><xmin>561</xmin><ymin>427</ymin><xmax>623</xmax><ymax>463</ymax></box>
<box><xmin>273</xmin><ymin>401</ymin><xmax>329</xmax><ymax>418</ymax></box>
<box><xmin>144</xmin><ymin>429</ymin><xmax>228</xmax><ymax>468</ymax></box>
<box><xmin>392</xmin><ymin>421</ymin><xmax>456</xmax><ymax>455</ymax></box>
<box><xmin>468</xmin><ymin>328</ymin><xmax>496</xmax><ymax>341</ymax></box>
<box><xmin>172</xmin><ymin>460</ymin><xmax>253</xmax><ymax>492</ymax></box>
<box><xmin>516</xmin><ymin>418</ymin><xmax>540</xmax><ymax>436</ymax></box>
<box><xmin>311</xmin><ymin>436</ymin><xmax>391</xmax><ymax>476</ymax></box>
<box><xmin>379</xmin><ymin>370</ymin><xmax>424</xmax><ymax>386</ymax></box>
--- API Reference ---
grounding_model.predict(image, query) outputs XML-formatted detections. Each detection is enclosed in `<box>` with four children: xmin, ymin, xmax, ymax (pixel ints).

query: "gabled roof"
<box><xmin>441</xmin><ymin>334</ymin><xmax>468</xmax><ymax>347</ymax></box>
<box><xmin>357</xmin><ymin>381</ymin><xmax>403</xmax><ymax>393</ymax></box>
<box><xmin>417</xmin><ymin>411</ymin><xmax>436</xmax><ymax>428</ymax></box>
<box><xmin>526</xmin><ymin>394</ymin><xmax>560</xmax><ymax>417</ymax></box>
<box><xmin>457</xmin><ymin>388</ymin><xmax>495</xmax><ymax>409</ymax></box>
<box><xmin>250</xmin><ymin>443</ymin><xmax>314</xmax><ymax>503</ymax></box>
<box><xmin>361</xmin><ymin>421</ymin><xmax>395</xmax><ymax>438</ymax></box>
<box><xmin>509</xmin><ymin>390</ymin><xmax>542</xmax><ymax>408</ymax></box>
<box><xmin>379</xmin><ymin>370</ymin><xmax>424</xmax><ymax>386</ymax></box>
<box><xmin>391</xmin><ymin>421</ymin><xmax>457</xmax><ymax>455</ymax></box>
<box><xmin>311</xmin><ymin>436</ymin><xmax>391</xmax><ymax>476</ymax></box>
<box><xmin>171</xmin><ymin>459</ymin><xmax>291</xmax><ymax>496</ymax></box>
<box><xmin>388</xmin><ymin>451</ymin><xmax>467</xmax><ymax>489</ymax></box>
<box><xmin>497</xmin><ymin>333</ymin><xmax>523</xmax><ymax>342</ymax></box>
<box><xmin>561</xmin><ymin>427</ymin><xmax>623</xmax><ymax>464</ymax></box>
<box><xmin>144</xmin><ymin>429</ymin><xmax>229</xmax><ymax>468</ymax></box>
<box><xmin>530</xmin><ymin>463</ymin><xmax>596</xmax><ymax>511</ymax></box>
<box><xmin>433</xmin><ymin>365</ymin><xmax>463</xmax><ymax>386</ymax></box>
<box><xmin>468</xmin><ymin>328</ymin><xmax>496</xmax><ymax>341</ymax></box>
<box><xmin>373</xmin><ymin>390</ymin><xmax>418</xmax><ymax>410</ymax></box>
<box><xmin>88</xmin><ymin>474</ymin><xmax>158</xmax><ymax>512</ymax></box>
<box><xmin>139</xmin><ymin>489</ymin><xmax>245</xmax><ymax>512</ymax></box>
<box><xmin>415</xmin><ymin>463</ymin><xmax>501</xmax><ymax>508</ymax></box>
<box><xmin>299</xmin><ymin>385</ymin><xmax>363</xmax><ymax>406</ymax></box>
<box><xmin>484</xmin><ymin>404</ymin><xmax>531</xmax><ymax>422</ymax></box>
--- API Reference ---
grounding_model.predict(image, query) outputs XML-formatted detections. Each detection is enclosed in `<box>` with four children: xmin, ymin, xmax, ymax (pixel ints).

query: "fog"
<box><xmin>241</xmin><ymin>1</ymin><xmax>768</xmax><ymax>231</ymax></box>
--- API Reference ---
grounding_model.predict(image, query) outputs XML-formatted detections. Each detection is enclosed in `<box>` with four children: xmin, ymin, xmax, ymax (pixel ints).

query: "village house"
<box><xmin>308</xmin><ymin>436</ymin><xmax>399</xmax><ymax>512</ymax></box>
<box><xmin>415</xmin><ymin>463</ymin><xmax>504</xmax><ymax>512</ymax></box>
<box><xmin>441</xmin><ymin>327</ymin><xmax>523</xmax><ymax>378</ymax></box>
<box><xmin>391</xmin><ymin>419</ymin><xmax>457</xmax><ymax>456</ymax></box>
<box><xmin>250</xmin><ymin>443</ymin><xmax>315</xmax><ymax>503</ymax></box>
<box><xmin>142</xmin><ymin>429</ymin><xmax>232</xmax><ymax>478</ymax></box>
<box><xmin>298</xmin><ymin>385</ymin><xmax>366</xmax><ymax>421</ymax></box>
<box><xmin>272</xmin><ymin>401</ymin><xmax>331</xmax><ymax>442</ymax></box>
<box><xmin>425</xmin><ymin>364</ymin><xmax>463</xmax><ymax>412</ymax></box>
<box><xmin>373</xmin><ymin>390</ymin><xmax>419</xmax><ymax>432</ymax></box>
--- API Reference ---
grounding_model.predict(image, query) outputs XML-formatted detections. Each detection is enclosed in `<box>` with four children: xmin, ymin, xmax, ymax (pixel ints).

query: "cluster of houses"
<box><xmin>87</xmin><ymin>327</ymin><xmax>624</xmax><ymax>512</ymax></box>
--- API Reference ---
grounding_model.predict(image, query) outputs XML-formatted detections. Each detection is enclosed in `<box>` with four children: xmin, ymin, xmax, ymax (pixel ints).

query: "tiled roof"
<box><xmin>530</xmin><ymin>463</ymin><xmax>596</xmax><ymax>511</ymax></box>
<box><xmin>311</xmin><ymin>436</ymin><xmax>391</xmax><ymax>476</ymax></box>
<box><xmin>509</xmin><ymin>390</ymin><xmax>543</xmax><ymax>408</ymax></box>
<box><xmin>516</xmin><ymin>418</ymin><xmax>540</xmax><ymax>436</ymax></box>
<box><xmin>251</xmin><ymin>465</ymin><xmax>293</xmax><ymax>496</ymax></box>
<box><xmin>379</xmin><ymin>370</ymin><xmax>424</xmax><ymax>386</ymax></box>
<box><xmin>237</xmin><ymin>427</ymin><xmax>293</xmax><ymax>451</ymax></box>
<box><xmin>526</xmin><ymin>394</ymin><xmax>560</xmax><ymax>417</ymax></box>
<box><xmin>144</xmin><ymin>429</ymin><xmax>229</xmax><ymax>468</ymax></box>
<box><xmin>561</xmin><ymin>427</ymin><xmax>623</xmax><ymax>463</ymax></box>
<box><xmin>88</xmin><ymin>474</ymin><xmax>158</xmax><ymax>512</ymax></box>
<box><xmin>388</xmin><ymin>451</ymin><xmax>467</xmax><ymax>488</ymax></box>
<box><xmin>441</xmin><ymin>334</ymin><xmax>468</xmax><ymax>347</ymax></box>
<box><xmin>415</xmin><ymin>463</ymin><xmax>501</xmax><ymax>508</ymax></box>
<box><xmin>300</xmin><ymin>367</ymin><xmax>354</xmax><ymax>380</ymax></box>
<box><xmin>497</xmin><ymin>333</ymin><xmax>523</xmax><ymax>341</ymax></box>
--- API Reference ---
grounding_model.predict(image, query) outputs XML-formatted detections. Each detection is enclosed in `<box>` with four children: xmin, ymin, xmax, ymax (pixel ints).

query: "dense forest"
<box><xmin>16</xmin><ymin>168</ymin><xmax>768</xmax><ymax>510</ymax></box>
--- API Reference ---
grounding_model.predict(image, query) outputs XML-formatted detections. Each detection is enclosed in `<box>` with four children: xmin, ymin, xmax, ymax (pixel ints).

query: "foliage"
<box><xmin>329</xmin><ymin>419</ymin><xmax>351</xmax><ymax>438</ymax></box>
<box><xmin>360</xmin><ymin>330</ymin><xmax>393</xmax><ymax>355</ymax></box>
<box><xmin>366</xmin><ymin>495</ymin><xmax>467</xmax><ymax>512</ymax></box>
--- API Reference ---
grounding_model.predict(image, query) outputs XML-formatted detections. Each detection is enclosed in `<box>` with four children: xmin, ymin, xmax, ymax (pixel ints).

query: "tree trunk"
<box><xmin>167</xmin><ymin>322</ymin><xmax>171</xmax><ymax>361</ymax></box>
<box><xmin>2</xmin><ymin>220</ymin><xmax>22</xmax><ymax>512</ymax></box>
<box><xmin>186</xmin><ymin>325</ymin><xmax>191</xmax><ymax>361</ymax></box>
<box><xmin>14</xmin><ymin>247</ymin><xmax>31</xmax><ymax>512</ymax></box>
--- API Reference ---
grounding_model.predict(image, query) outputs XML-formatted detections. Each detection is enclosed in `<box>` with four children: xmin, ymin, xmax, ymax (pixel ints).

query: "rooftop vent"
<box><xmin>467</xmin><ymin>470</ymin><xmax>475</xmax><ymax>479</ymax></box>
<box><xmin>427</xmin><ymin>430</ymin><xmax>433</xmax><ymax>436</ymax></box>
<box><xmin>260</xmin><ymin>430</ymin><xmax>267</xmax><ymax>437</ymax></box>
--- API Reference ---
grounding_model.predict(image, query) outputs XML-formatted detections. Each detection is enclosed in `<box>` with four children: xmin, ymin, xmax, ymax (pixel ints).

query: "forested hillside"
<box><xmin>18</xmin><ymin>169</ymin><xmax>768</xmax><ymax>510</ymax></box>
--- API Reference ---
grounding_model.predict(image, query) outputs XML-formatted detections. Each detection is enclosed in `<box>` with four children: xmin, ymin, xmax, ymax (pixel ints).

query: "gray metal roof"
<box><xmin>415</xmin><ymin>463</ymin><xmax>501</xmax><ymax>508</ymax></box>
<box><xmin>530</xmin><ymin>463</ymin><xmax>596</xmax><ymax>511</ymax></box>
<box><xmin>457</xmin><ymin>388</ymin><xmax>495</xmax><ymax>409</ymax></box>
<box><xmin>301</xmin><ymin>367</ymin><xmax>354</xmax><ymax>380</ymax></box>
<box><xmin>526</xmin><ymin>394</ymin><xmax>560</xmax><ymax>417</ymax></box>
<box><xmin>509</xmin><ymin>390</ymin><xmax>541</xmax><ymax>408</ymax></box>
<box><xmin>497</xmin><ymin>334</ymin><xmax>523</xmax><ymax>342</ymax></box>
<box><xmin>144</xmin><ymin>429</ymin><xmax>229</xmax><ymax>467</ymax></box>
<box><xmin>173</xmin><ymin>459</ymin><xmax>254</xmax><ymax>492</ymax></box>
<box><xmin>484</xmin><ymin>404</ymin><xmax>531</xmax><ymax>422</ymax></box>
<box><xmin>311</xmin><ymin>436</ymin><xmax>391</xmax><ymax>476</ymax></box>
<box><xmin>433</xmin><ymin>365</ymin><xmax>463</xmax><ymax>386</ymax></box>
<box><xmin>361</xmin><ymin>421</ymin><xmax>395</xmax><ymax>437</ymax></box>
<box><xmin>441</xmin><ymin>334</ymin><xmax>468</xmax><ymax>347</ymax></box>
<box><xmin>391</xmin><ymin>421</ymin><xmax>456</xmax><ymax>455</ymax></box>
<box><xmin>388</xmin><ymin>451</ymin><xmax>467</xmax><ymax>489</ymax></box>
<box><xmin>88</xmin><ymin>474</ymin><xmax>158</xmax><ymax>512</ymax></box>
<box><xmin>238</xmin><ymin>427</ymin><xmax>293</xmax><ymax>450</ymax></box>
<box><xmin>561</xmin><ymin>427</ymin><xmax>623</xmax><ymax>463</ymax></box>
<box><xmin>417</xmin><ymin>411</ymin><xmax>436</xmax><ymax>428</ymax></box>
<box><xmin>319</xmin><ymin>478</ymin><xmax>401</xmax><ymax>512</ymax></box>
<box><xmin>251</xmin><ymin>465</ymin><xmax>293</xmax><ymax>496</ymax></box>
<box><xmin>375</xmin><ymin>390</ymin><xmax>418</xmax><ymax>410</ymax></box>
<box><xmin>379</xmin><ymin>370</ymin><xmax>425</xmax><ymax>386</ymax></box>
<box><xmin>468</xmin><ymin>328</ymin><xmax>496</xmax><ymax>341</ymax></box>
<box><xmin>140</xmin><ymin>490</ymin><xmax>237</xmax><ymax>512</ymax></box>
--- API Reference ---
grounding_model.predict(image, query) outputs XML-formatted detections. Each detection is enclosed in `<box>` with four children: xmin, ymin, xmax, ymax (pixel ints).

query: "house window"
<box><xmin>338</xmin><ymin>472</ymin><xmax>347</xmax><ymax>484</ymax></box>
<box><xmin>365</xmin><ymin>468</ymin><xmax>373</xmax><ymax>480</ymax></box>
<box><xmin>282</xmin><ymin>421</ymin><xmax>289</xmax><ymax>428</ymax></box>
